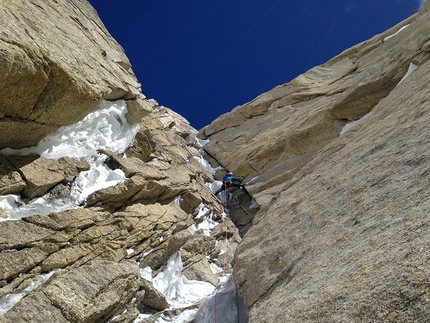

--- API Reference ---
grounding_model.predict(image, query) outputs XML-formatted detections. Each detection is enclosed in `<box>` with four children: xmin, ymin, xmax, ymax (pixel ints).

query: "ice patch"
<box><xmin>206</xmin><ymin>181</ymin><xmax>222</xmax><ymax>194</ymax></box>
<box><xmin>397</xmin><ymin>62</ymin><xmax>418</xmax><ymax>86</ymax></box>
<box><xmin>194</xmin><ymin>138</ymin><xmax>223</xmax><ymax>175</ymax></box>
<box><xmin>249</xmin><ymin>199</ymin><xmax>260</xmax><ymax>209</ymax></box>
<box><xmin>70</xmin><ymin>153</ymin><xmax>126</xmax><ymax>205</ymax></box>
<box><xmin>140</xmin><ymin>266</ymin><xmax>153</xmax><ymax>281</ymax></box>
<box><xmin>153</xmin><ymin>252</ymin><xmax>215</xmax><ymax>308</ymax></box>
<box><xmin>246</xmin><ymin>176</ymin><xmax>259</xmax><ymax>185</ymax></box>
<box><xmin>210</xmin><ymin>262</ymin><xmax>223</xmax><ymax>274</ymax></box>
<box><xmin>0</xmin><ymin>153</ymin><xmax>126</xmax><ymax>221</ymax></box>
<box><xmin>193</xmin><ymin>156</ymin><xmax>222</xmax><ymax>176</ymax></box>
<box><xmin>174</xmin><ymin>195</ymin><xmax>183</xmax><ymax>208</ymax></box>
<box><xmin>0</xmin><ymin>100</ymin><xmax>137</xmax><ymax>220</ymax></box>
<box><xmin>189</xmin><ymin>204</ymin><xmax>218</xmax><ymax>236</ymax></box>
<box><xmin>0</xmin><ymin>194</ymin><xmax>77</xmax><ymax>221</ymax></box>
<box><xmin>141</xmin><ymin>249</ymin><xmax>154</xmax><ymax>260</ymax></box>
<box><xmin>194</xmin><ymin>274</ymin><xmax>249</xmax><ymax>323</ymax></box>
<box><xmin>0</xmin><ymin>100</ymin><xmax>138</xmax><ymax>159</ymax></box>
<box><xmin>195</xmin><ymin>138</ymin><xmax>210</xmax><ymax>148</ymax></box>
<box><xmin>195</xmin><ymin>203</ymin><xmax>210</xmax><ymax>219</ymax></box>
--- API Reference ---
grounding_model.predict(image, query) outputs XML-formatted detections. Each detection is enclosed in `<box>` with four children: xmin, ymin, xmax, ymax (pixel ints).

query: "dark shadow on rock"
<box><xmin>225</xmin><ymin>187</ymin><xmax>259</xmax><ymax>238</ymax></box>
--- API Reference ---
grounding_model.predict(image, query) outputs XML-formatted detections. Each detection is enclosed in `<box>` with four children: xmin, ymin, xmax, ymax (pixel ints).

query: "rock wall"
<box><xmin>200</xmin><ymin>3</ymin><xmax>430</xmax><ymax>322</ymax></box>
<box><xmin>0</xmin><ymin>2</ymin><xmax>240</xmax><ymax>322</ymax></box>
<box><xmin>0</xmin><ymin>0</ymin><xmax>149</xmax><ymax>149</ymax></box>
<box><xmin>2</xmin><ymin>0</ymin><xmax>430</xmax><ymax>322</ymax></box>
<box><xmin>0</xmin><ymin>104</ymin><xmax>238</xmax><ymax>323</ymax></box>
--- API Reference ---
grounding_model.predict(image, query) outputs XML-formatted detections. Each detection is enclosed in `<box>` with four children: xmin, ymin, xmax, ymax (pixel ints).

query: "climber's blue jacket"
<box><xmin>222</xmin><ymin>173</ymin><xmax>242</xmax><ymax>183</ymax></box>
<box><xmin>215</xmin><ymin>174</ymin><xmax>243</xmax><ymax>195</ymax></box>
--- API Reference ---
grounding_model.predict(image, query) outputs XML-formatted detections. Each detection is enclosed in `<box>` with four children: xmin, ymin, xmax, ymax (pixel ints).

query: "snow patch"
<box><xmin>0</xmin><ymin>100</ymin><xmax>138</xmax><ymax>159</ymax></box>
<box><xmin>70</xmin><ymin>153</ymin><xmax>126</xmax><ymax>205</ymax></box>
<box><xmin>153</xmin><ymin>252</ymin><xmax>215</xmax><ymax>308</ymax></box>
<box><xmin>140</xmin><ymin>266</ymin><xmax>153</xmax><ymax>281</ymax></box>
<box><xmin>206</xmin><ymin>181</ymin><xmax>222</xmax><ymax>194</ymax></box>
<box><xmin>154</xmin><ymin>309</ymin><xmax>198</xmax><ymax>323</ymax></box>
<box><xmin>249</xmin><ymin>199</ymin><xmax>260</xmax><ymax>209</ymax></box>
<box><xmin>397</xmin><ymin>62</ymin><xmax>418</xmax><ymax>86</ymax></box>
<box><xmin>174</xmin><ymin>195</ymin><xmax>183</xmax><ymax>208</ymax></box>
<box><xmin>0</xmin><ymin>194</ymin><xmax>76</xmax><ymax>221</ymax></box>
<box><xmin>0</xmin><ymin>270</ymin><xmax>56</xmax><ymax>315</ymax></box>
<box><xmin>193</xmin><ymin>156</ymin><xmax>222</xmax><ymax>176</ymax></box>
<box><xmin>195</xmin><ymin>138</ymin><xmax>210</xmax><ymax>148</ymax></box>
<box><xmin>210</xmin><ymin>262</ymin><xmax>223</xmax><ymax>274</ymax></box>
<box><xmin>0</xmin><ymin>100</ymin><xmax>137</xmax><ymax>221</ymax></box>
<box><xmin>194</xmin><ymin>138</ymin><xmax>223</xmax><ymax>175</ymax></box>
<box><xmin>188</xmin><ymin>204</ymin><xmax>218</xmax><ymax>236</ymax></box>
<box><xmin>246</xmin><ymin>176</ymin><xmax>259</xmax><ymax>185</ymax></box>
<box><xmin>383</xmin><ymin>24</ymin><xmax>409</xmax><ymax>42</ymax></box>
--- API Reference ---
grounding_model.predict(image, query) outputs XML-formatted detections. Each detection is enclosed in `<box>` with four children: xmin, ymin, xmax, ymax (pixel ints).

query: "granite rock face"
<box><xmin>0</xmin><ymin>1</ymin><xmax>235</xmax><ymax>322</ymax></box>
<box><xmin>200</xmin><ymin>3</ymin><xmax>430</xmax><ymax>322</ymax></box>
<box><xmin>0</xmin><ymin>105</ymin><xmax>234</xmax><ymax>322</ymax></box>
<box><xmin>200</xmin><ymin>4</ymin><xmax>429</xmax><ymax>211</ymax></box>
<box><xmin>1</xmin><ymin>0</ymin><xmax>430</xmax><ymax>322</ymax></box>
<box><xmin>0</xmin><ymin>0</ymin><xmax>148</xmax><ymax>149</ymax></box>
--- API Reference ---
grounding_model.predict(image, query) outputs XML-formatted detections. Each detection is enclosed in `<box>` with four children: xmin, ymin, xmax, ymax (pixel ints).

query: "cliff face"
<box><xmin>1</xmin><ymin>0</ymin><xmax>430</xmax><ymax>322</ymax></box>
<box><xmin>0</xmin><ymin>0</ymin><xmax>150</xmax><ymax>149</ymax></box>
<box><xmin>200</xmin><ymin>3</ymin><xmax>430</xmax><ymax>322</ymax></box>
<box><xmin>0</xmin><ymin>2</ymin><xmax>240</xmax><ymax>322</ymax></box>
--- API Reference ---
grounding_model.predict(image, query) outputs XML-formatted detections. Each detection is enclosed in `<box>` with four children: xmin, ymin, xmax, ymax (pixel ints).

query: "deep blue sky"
<box><xmin>88</xmin><ymin>1</ymin><xmax>423</xmax><ymax>129</ymax></box>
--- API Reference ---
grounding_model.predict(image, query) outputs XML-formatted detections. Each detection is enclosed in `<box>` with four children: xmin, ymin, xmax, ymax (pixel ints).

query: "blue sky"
<box><xmin>88</xmin><ymin>1</ymin><xmax>423</xmax><ymax>129</ymax></box>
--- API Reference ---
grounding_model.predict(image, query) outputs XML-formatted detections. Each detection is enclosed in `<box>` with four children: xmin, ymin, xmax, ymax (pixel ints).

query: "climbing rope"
<box><xmin>214</xmin><ymin>187</ymin><xmax>228</xmax><ymax>323</ymax></box>
<box><xmin>214</xmin><ymin>186</ymin><xmax>229</xmax><ymax>323</ymax></box>
<box><xmin>213</xmin><ymin>186</ymin><xmax>241</xmax><ymax>323</ymax></box>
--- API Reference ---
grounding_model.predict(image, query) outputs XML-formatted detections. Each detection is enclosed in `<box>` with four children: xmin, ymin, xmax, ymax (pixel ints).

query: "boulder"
<box><xmin>182</xmin><ymin>233</ymin><xmax>216</xmax><ymax>256</ymax></box>
<box><xmin>58</xmin><ymin>157</ymin><xmax>90</xmax><ymax>183</ymax></box>
<box><xmin>42</xmin><ymin>260</ymin><xmax>141</xmax><ymax>323</ymax></box>
<box><xmin>126</xmin><ymin>96</ymin><xmax>155</xmax><ymax>124</ymax></box>
<box><xmin>23</xmin><ymin>208</ymin><xmax>107</xmax><ymax>231</ymax></box>
<box><xmin>140</xmin><ymin>229</ymin><xmax>192</xmax><ymax>272</ymax></box>
<box><xmin>0</xmin><ymin>157</ymin><xmax>26</xmax><ymax>195</ymax></box>
<box><xmin>40</xmin><ymin>243</ymin><xmax>94</xmax><ymax>271</ymax></box>
<box><xmin>125</xmin><ymin>129</ymin><xmax>156</xmax><ymax>162</ymax></box>
<box><xmin>182</xmin><ymin>254</ymin><xmax>218</xmax><ymax>287</ymax></box>
<box><xmin>0</xmin><ymin>292</ymin><xmax>69</xmax><ymax>323</ymax></box>
<box><xmin>86</xmin><ymin>157</ymin><xmax>208</xmax><ymax>209</ymax></box>
<box><xmin>139</xmin><ymin>279</ymin><xmax>170</xmax><ymax>310</ymax></box>
<box><xmin>0</xmin><ymin>220</ymin><xmax>56</xmax><ymax>250</ymax></box>
<box><xmin>7</xmin><ymin>155</ymin><xmax>65</xmax><ymax>199</ymax></box>
<box><xmin>0</xmin><ymin>248</ymin><xmax>48</xmax><ymax>282</ymax></box>
<box><xmin>179</xmin><ymin>191</ymin><xmax>202</xmax><ymax>214</ymax></box>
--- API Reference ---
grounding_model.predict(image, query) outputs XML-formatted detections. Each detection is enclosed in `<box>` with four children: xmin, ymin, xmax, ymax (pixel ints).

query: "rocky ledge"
<box><xmin>0</xmin><ymin>105</ymin><xmax>252</xmax><ymax>322</ymax></box>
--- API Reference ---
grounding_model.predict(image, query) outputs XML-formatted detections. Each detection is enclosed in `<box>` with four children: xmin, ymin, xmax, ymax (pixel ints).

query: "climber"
<box><xmin>214</xmin><ymin>172</ymin><xmax>244</xmax><ymax>196</ymax></box>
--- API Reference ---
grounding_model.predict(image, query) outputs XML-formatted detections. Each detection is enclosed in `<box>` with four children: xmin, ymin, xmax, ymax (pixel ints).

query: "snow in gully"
<box><xmin>0</xmin><ymin>99</ymin><xmax>138</xmax><ymax>220</ymax></box>
<box><xmin>0</xmin><ymin>100</ymin><xmax>248</xmax><ymax>322</ymax></box>
<box><xmin>0</xmin><ymin>99</ymin><xmax>140</xmax><ymax>315</ymax></box>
